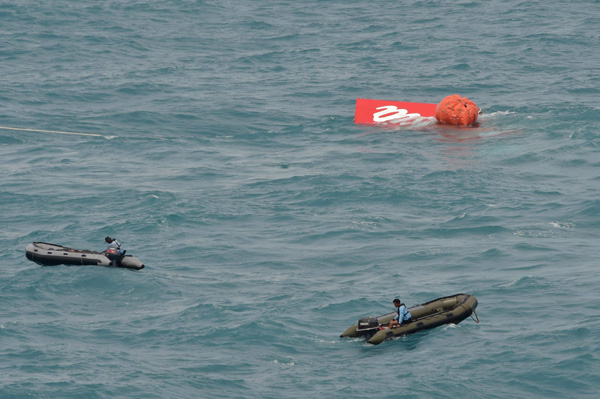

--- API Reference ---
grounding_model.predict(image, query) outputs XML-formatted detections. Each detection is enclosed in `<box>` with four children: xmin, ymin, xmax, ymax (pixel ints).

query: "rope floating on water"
<box><xmin>0</xmin><ymin>126</ymin><xmax>104</xmax><ymax>137</ymax></box>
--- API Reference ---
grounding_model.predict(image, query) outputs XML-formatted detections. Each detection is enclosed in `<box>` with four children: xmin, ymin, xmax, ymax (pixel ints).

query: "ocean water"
<box><xmin>1</xmin><ymin>1</ymin><xmax>599</xmax><ymax>398</ymax></box>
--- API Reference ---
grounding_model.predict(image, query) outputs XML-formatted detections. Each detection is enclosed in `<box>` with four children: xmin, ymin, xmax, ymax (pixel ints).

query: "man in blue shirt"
<box><xmin>388</xmin><ymin>298</ymin><xmax>412</xmax><ymax>328</ymax></box>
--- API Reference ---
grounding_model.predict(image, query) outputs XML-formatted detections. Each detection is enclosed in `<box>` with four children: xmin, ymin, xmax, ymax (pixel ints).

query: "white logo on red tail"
<box><xmin>373</xmin><ymin>106</ymin><xmax>421</xmax><ymax>123</ymax></box>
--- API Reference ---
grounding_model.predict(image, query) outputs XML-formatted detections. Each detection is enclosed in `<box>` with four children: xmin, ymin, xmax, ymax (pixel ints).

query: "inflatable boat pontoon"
<box><xmin>340</xmin><ymin>293</ymin><xmax>478</xmax><ymax>345</ymax></box>
<box><xmin>25</xmin><ymin>242</ymin><xmax>145</xmax><ymax>270</ymax></box>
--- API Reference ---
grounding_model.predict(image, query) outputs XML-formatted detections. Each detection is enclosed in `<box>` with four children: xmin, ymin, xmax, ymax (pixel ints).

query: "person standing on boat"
<box><xmin>388</xmin><ymin>298</ymin><xmax>411</xmax><ymax>328</ymax></box>
<box><xmin>103</xmin><ymin>236</ymin><xmax>125</xmax><ymax>255</ymax></box>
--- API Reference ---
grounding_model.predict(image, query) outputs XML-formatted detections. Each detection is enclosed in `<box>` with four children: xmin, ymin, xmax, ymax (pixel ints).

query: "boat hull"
<box><xmin>341</xmin><ymin>293</ymin><xmax>478</xmax><ymax>345</ymax></box>
<box><xmin>25</xmin><ymin>242</ymin><xmax>145</xmax><ymax>270</ymax></box>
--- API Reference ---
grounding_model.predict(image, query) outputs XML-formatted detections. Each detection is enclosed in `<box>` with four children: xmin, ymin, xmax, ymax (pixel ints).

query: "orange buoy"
<box><xmin>435</xmin><ymin>94</ymin><xmax>479</xmax><ymax>126</ymax></box>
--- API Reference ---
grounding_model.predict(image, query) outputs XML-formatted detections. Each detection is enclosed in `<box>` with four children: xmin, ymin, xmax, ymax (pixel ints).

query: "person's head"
<box><xmin>105</xmin><ymin>236</ymin><xmax>113</xmax><ymax>243</ymax></box>
<box><xmin>393</xmin><ymin>298</ymin><xmax>401</xmax><ymax>307</ymax></box>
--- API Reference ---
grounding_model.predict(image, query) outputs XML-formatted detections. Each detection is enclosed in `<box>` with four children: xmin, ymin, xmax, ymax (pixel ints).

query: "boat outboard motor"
<box><xmin>357</xmin><ymin>316</ymin><xmax>380</xmax><ymax>338</ymax></box>
<box><xmin>105</xmin><ymin>247</ymin><xmax>123</xmax><ymax>264</ymax></box>
<box><xmin>357</xmin><ymin>316</ymin><xmax>379</xmax><ymax>331</ymax></box>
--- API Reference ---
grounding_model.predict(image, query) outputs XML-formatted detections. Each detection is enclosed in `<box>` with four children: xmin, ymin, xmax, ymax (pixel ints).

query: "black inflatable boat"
<box><xmin>340</xmin><ymin>293</ymin><xmax>478</xmax><ymax>344</ymax></box>
<box><xmin>25</xmin><ymin>242</ymin><xmax>145</xmax><ymax>270</ymax></box>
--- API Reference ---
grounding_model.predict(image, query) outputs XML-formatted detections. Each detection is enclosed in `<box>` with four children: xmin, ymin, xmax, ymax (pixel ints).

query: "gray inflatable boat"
<box><xmin>25</xmin><ymin>242</ymin><xmax>145</xmax><ymax>270</ymax></box>
<box><xmin>341</xmin><ymin>293</ymin><xmax>478</xmax><ymax>345</ymax></box>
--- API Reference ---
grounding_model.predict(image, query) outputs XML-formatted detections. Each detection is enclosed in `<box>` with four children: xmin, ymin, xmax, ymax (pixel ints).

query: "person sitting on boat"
<box><xmin>388</xmin><ymin>298</ymin><xmax>411</xmax><ymax>328</ymax></box>
<box><xmin>103</xmin><ymin>236</ymin><xmax>125</xmax><ymax>256</ymax></box>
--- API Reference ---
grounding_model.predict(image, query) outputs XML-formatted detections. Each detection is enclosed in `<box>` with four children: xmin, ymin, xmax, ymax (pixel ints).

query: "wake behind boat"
<box><xmin>25</xmin><ymin>242</ymin><xmax>145</xmax><ymax>270</ymax></box>
<box><xmin>340</xmin><ymin>293</ymin><xmax>478</xmax><ymax>345</ymax></box>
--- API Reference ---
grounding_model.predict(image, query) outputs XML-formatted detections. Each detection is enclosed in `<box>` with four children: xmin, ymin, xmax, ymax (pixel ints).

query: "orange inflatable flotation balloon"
<box><xmin>435</xmin><ymin>94</ymin><xmax>479</xmax><ymax>126</ymax></box>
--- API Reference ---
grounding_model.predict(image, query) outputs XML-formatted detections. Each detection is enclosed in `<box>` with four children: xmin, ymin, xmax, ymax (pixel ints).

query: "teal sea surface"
<box><xmin>1</xmin><ymin>1</ymin><xmax>599</xmax><ymax>398</ymax></box>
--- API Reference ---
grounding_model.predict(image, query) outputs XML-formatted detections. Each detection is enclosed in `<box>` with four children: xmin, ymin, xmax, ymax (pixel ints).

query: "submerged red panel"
<box><xmin>354</xmin><ymin>98</ymin><xmax>437</xmax><ymax>124</ymax></box>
